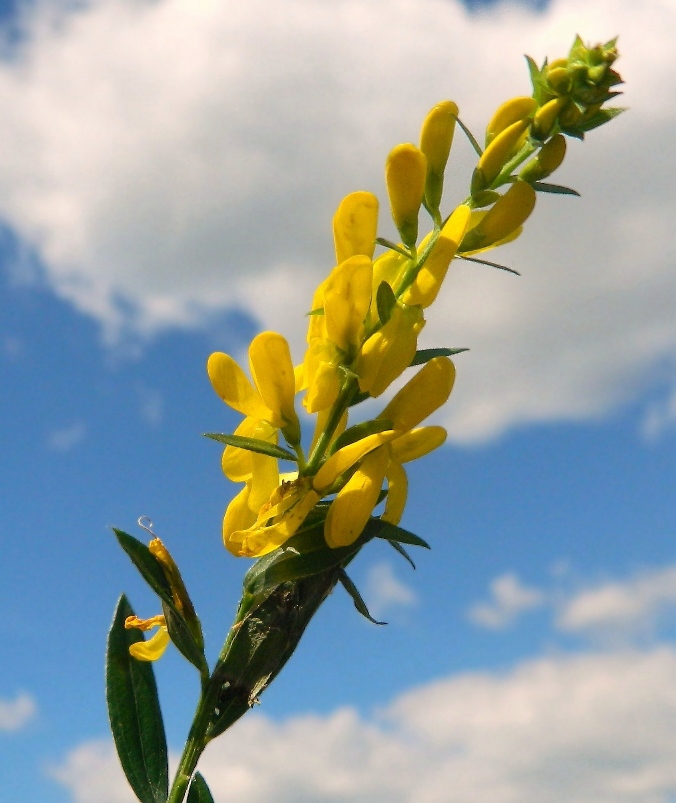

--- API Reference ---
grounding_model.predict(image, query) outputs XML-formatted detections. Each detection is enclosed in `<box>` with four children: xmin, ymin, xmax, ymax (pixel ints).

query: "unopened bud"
<box><xmin>532</xmin><ymin>97</ymin><xmax>567</xmax><ymax>140</ymax></box>
<box><xmin>519</xmin><ymin>134</ymin><xmax>566</xmax><ymax>182</ymax></box>
<box><xmin>385</xmin><ymin>144</ymin><xmax>427</xmax><ymax>248</ymax></box>
<box><xmin>485</xmin><ymin>96</ymin><xmax>537</xmax><ymax>146</ymax></box>
<box><xmin>474</xmin><ymin>118</ymin><xmax>530</xmax><ymax>191</ymax></box>
<box><xmin>420</xmin><ymin>100</ymin><xmax>458</xmax><ymax>212</ymax></box>
<box><xmin>333</xmin><ymin>192</ymin><xmax>379</xmax><ymax>264</ymax></box>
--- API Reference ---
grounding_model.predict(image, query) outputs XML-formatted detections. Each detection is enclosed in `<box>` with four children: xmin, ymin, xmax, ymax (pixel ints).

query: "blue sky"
<box><xmin>2</xmin><ymin>0</ymin><xmax>676</xmax><ymax>801</ymax></box>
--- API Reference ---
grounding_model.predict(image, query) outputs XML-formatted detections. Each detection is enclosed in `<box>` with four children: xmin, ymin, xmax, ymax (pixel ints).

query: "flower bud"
<box><xmin>333</xmin><ymin>192</ymin><xmax>379</xmax><ymax>264</ymax></box>
<box><xmin>519</xmin><ymin>134</ymin><xmax>566</xmax><ymax>182</ymax></box>
<box><xmin>531</xmin><ymin>97</ymin><xmax>567</xmax><ymax>140</ymax></box>
<box><xmin>473</xmin><ymin>118</ymin><xmax>530</xmax><ymax>192</ymax></box>
<box><xmin>460</xmin><ymin>181</ymin><xmax>536</xmax><ymax>253</ymax></box>
<box><xmin>420</xmin><ymin>100</ymin><xmax>458</xmax><ymax>212</ymax></box>
<box><xmin>485</xmin><ymin>96</ymin><xmax>536</xmax><ymax>146</ymax></box>
<box><xmin>385</xmin><ymin>144</ymin><xmax>427</xmax><ymax>248</ymax></box>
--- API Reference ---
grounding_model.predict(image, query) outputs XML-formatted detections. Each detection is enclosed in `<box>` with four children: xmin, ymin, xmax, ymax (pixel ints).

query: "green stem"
<box><xmin>165</xmin><ymin>677</ymin><xmax>222</xmax><ymax>803</ymax></box>
<box><xmin>305</xmin><ymin>376</ymin><xmax>359</xmax><ymax>473</ymax></box>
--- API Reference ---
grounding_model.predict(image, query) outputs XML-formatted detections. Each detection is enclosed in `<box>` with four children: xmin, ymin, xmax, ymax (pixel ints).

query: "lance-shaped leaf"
<box><xmin>373</xmin><ymin>520</ymin><xmax>431</xmax><ymax>549</ymax></box>
<box><xmin>375</xmin><ymin>237</ymin><xmax>412</xmax><ymax>259</ymax></box>
<box><xmin>187</xmin><ymin>772</ymin><xmax>216</xmax><ymax>803</ymax></box>
<box><xmin>457</xmin><ymin>254</ymin><xmax>521</xmax><ymax>276</ymax></box>
<box><xmin>388</xmin><ymin>539</ymin><xmax>416</xmax><ymax>570</ymax></box>
<box><xmin>106</xmin><ymin>595</ymin><xmax>168</xmax><ymax>803</ymax></box>
<box><xmin>411</xmin><ymin>347</ymin><xmax>468</xmax><ymax>366</ymax></box>
<box><xmin>114</xmin><ymin>530</ymin><xmax>208</xmax><ymax>675</ymax></box>
<box><xmin>338</xmin><ymin>569</ymin><xmax>386</xmax><ymax>625</ymax></box>
<box><xmin>531</xmin><ymin>181</ymin><xmax>581</xmax><ymax>196</ymax></box>
<box><xmin>204</xmin><ymin>433</ymin><xmax>297</xmax><ymax>461</ymax></box>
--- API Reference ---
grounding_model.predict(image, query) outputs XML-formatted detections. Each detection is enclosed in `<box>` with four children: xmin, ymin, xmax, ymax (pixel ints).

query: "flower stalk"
<box><xmin>106</xmin><ymin>36</ymin><xmax>624</xmax><ymax>803</ymax></box>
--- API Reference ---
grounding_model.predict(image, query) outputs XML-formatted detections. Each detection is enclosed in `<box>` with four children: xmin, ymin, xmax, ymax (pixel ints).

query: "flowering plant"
<box><xmin>106</xmin><ymin>37</ymin><xmax>623</xmax><ymax>803</ymax></box>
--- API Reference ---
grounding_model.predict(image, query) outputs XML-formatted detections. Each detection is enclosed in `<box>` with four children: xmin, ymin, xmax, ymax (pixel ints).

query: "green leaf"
<box><xmin>457</xmin><ymin>254</ymin><xmax>521</xmax><ymax>276</ymax></box>
<box><xmin>375</xmin><ymin>237</ymin><xmax>411</xmax><ymax>258</ymax></box>
<box><xmin>187</xmin><ymin>772</ymin><xmax>215</xmax><ymax>803</ymax></box>
<box><xmin>114</xmin><ymin>530</ymin><xmax>173</xmax><ymax>604</ymax></box>
<box><xmin>374</xmin><ymin>521</ymin><xmax>431</xmax><ymax>549</ymax></box>
<box><xmin>410</xmin><ymin>347</ymin><xmax>468</xmax><ymax>367</ymax></box>
<box><xmin>348</xmin><ymin>389</ymin><xmax>371</xmax><ymax>407</ymax></box>
<box><xmin>451</xmin><ymin>113</ymin><xmax>483</xmax><ymax>157</ymax></box>
<box><xmin>338</xmin><ymin>570</ymin><xmax>386</xmax><ymax>625</ymax></box>
<box><xmin>388</xmin><ymin>539</ymin><xmax>416</xmax><ymax>570</ymax></box>
<box><xmin>531</xmin><ymin>181</ymin><xmax>581</xmax><ymax>197</ymax></box>
<box><xmin>106</xmin><ymin>595</ymin><xmax>168</xmax><ymax>803</ymax></box>
<box><xmin>330</xmin><ymin>418</ymin><xmax>394</xmax><ymax>455</ymax></box>
<box><xmin>203</xmin><ymin>433</ymin><xmax>298</xmax><ymax>462</ymax></box>
<box><xmin>376</xmin><ymin>281</ymin><xmax>397</xmax><ymax>326</ymax></box>
<box><xmin>114</xmin><ymin>530</ymin><xmax>208</xmax><ymax>676</ymax></box>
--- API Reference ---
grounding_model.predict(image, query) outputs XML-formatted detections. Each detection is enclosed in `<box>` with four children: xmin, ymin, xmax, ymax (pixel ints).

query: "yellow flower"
<box><xmin>125</xmin><ymin>615</ymin><xmax>170</xmax><ymax>662</ymax></box>
<box><xmin>324</xmin><ymin>358</ymin><xmax>456</xmax><ymax>548</ymax></box>
<box><xmin>356</xmin><ymin>302</ymin><xmax>425</xmax><ymax>397</ymax></box>
<box><xmin>382</xmin><ymin>426</ymin><xmax>447</xmax><ymax>525</ymax></box>
<box><xmin>386</xmin><ymin>143</ymin><xmax>427</xmax><ymax>248</ymax></box>
<box><xmin>333</xmin><ymin>191</ymin><xmax>379</xmax><ymax>264</ymax></box>
<box><xmin>302</xmin><ymin>255</ymin><xmax>373</xmax><ymax>413</ymax></box>
<box><xmin>459</xmin><ymin>181</ymin><xmax>536</xmax><ymax>255</ymax></box>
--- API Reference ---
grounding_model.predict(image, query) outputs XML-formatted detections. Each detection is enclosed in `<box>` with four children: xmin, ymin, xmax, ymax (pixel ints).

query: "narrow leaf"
<box><xmin>374</xmin><ymin>521</ymin><xmax>431</xmax><ymax>549</ymax></box>
<box><xmin>114</xmin><ymin>530</ymin><xmax>207</xmax><ymax>675</ymax></box>
<box><xmin>451</xmin><ymin>113</ymin><xmax>483</xmax><ymax>157</ymax></box>
<box><xmin>457</xmin><ymin>254</ymin><xmax>521</xmax><ymax>276</ymax></box>
<box><xmin>376</xmin><ymin>281</ymin><xmax>397</xmax><ymax>326</ymax></box>
<box><xmin>338</xmin><ymin>570</ymin><xmax>386</xmax><ymax>625</ymax></box>
<box><xmin>348</xmin><ymin>390</ymin><xmax>371</xmax><ymax>407</ymax></box>
<box><xmin>203</xmin><ymin>433</ymin><xmax>297</xmax><ymax>462</ymax></box>
<box><xmin>187</xmin><ymin>772</ymin><xmax>216</xmax><ymax>803</ymax></box>
<box><xmin>106</xmin><ymin>595</ymin><xmax>168</xmax><ymax>803</ymax></box>
<box><xmin>114</xmin><ymin>530</ymin><xmax>173</xmax><ymax>604</ymax></box>
<box><xmin>388</xmin><ymin>539</ymin><xmax>416</xmax><ymax>570</ymax></box>
<box><xmin>531</xmin><ymin>181</ymin><xmax>581</xmax><ymax>197</ymax></box>
<box><xmin>375</xmin><ymin>237</ymin><xmax>411</xmax><ymax>259</ymax></box>
<box><xmin>410</xmin><ymin>347</ymin><xmax>468</xmax><ymax>367</ymax></box>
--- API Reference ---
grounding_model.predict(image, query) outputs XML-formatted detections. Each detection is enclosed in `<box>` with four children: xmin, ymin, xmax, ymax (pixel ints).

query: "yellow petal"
<box><xmin>221</xmin><ymin>417</ymin><xmax>272</xmax><ymax>482</ymax></box>
<box><xmin>314</xmin><ymin>430</ymin><xmax>397</xmax><ymax>492</ymax></box>
<box><xmin>223</xmin><ymin>484</ymin><xmax>258</xmax><ymax>554</ymax></box>
<box><xmin>249</xmin><ymin>331</ymin><xmax>298</xmax><ymax>430</ymax></box>
<box><xmin>404</xmin><ymin>204</ymin><xmax>471</xmax><ymax>307</ymax></box>
<box><xmin>333</xmin><ymin>191</ymin><xmax>379</xmax><ymax>264</ymax></box>
<box><xmin>323</xmin><ymin>255</ymin><xmax>373</xmax><ymax>353</ymax></box>
<box><xmin>232</xmin><ymin>486</ymin><xmax>321</xmax><ymax>557</ymax></box>
<box><xmin>356</xmin><ymin>303</ymin><xmax>425</xmax><ymax>397</ymax></box>
<box><xmin>390</xmin><ymin>426</ymin><xmax>447</xmax><ymax>463</ymax></box>
<box><xmin>324</xmin><ymin>447</ymin><xmax>389</xmax><ymax>548</ymax></box>
<box><xmin>476</xmin><ymin>118</ymin><xmax>530</xmax><ymax>187</ymax></box>
<box><xmin>420</xmin><ymin>100</ymin><xmax>458</xmax><ymax>211</ymax></box>
<box><xmin>207</xmin><ymin>352</ymin><xmax>272</xmax><ymax>421</ymax></box>
<box><xmin>378</xmin><ymin>357</ymin><xmax>455</xmax><ymax>432</ymax></box>
<box><xmin>303</xmin><ymin>341</ymin><xmax>342</xmax><ymax>414</ymax></box>
<box><xmin>382</xmin><ymin>459</ymin><xmax>408</xmax><ymax>526</ymax></box>
<box><xmin>460</xmin><ymin>182</ymin><xmax>536</xmax><ymax>253</ymax></box>
<box><xmin>485</xmin><ymin>96</ymin><xmax>536</xmax><ymax>145</ymax></box>
<box><xmin>129</xmin><ymin>627</ymin><xmax>170</xmax><ymax>662</ymax></box>
<box><xmin>386</xmin><ymin>143</ymin><xmax>427</xmax><ymax>247</ymax></box>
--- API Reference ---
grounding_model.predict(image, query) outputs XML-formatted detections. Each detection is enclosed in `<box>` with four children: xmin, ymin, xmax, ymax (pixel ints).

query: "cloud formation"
<box><xmin>0</xmin><ymin>692</ymin><xmax>36</xmax><ymax>731</ymax></box>
<box><xmin>468</xmin><ymin>572</ymin><xmax>544</xmax><ymax>628</ymax></box>
<box><xmin>0</xmin><ymin>0</ymin><xmax>673</xmax><ymax>444</ymax></box>
<box><xmin>54</xmin><ymin>648</ymin><xmax>676</xmax><ymax>802</ymax></box>
<box><xmin>364</xmin><ymin>561</ymin><xmax>418</xmax><ymax>619</ymax></box>
<box><xmin>46</xmin><ymin>421</ymin><xmax>87</xmax><ymax>451</ymax></box>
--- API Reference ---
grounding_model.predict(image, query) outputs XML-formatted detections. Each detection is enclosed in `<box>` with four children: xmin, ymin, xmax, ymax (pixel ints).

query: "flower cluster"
<box><xmin>202</xmin><ymin>38</ymin><xmax>623</xmax><ymax>561</ymax></box>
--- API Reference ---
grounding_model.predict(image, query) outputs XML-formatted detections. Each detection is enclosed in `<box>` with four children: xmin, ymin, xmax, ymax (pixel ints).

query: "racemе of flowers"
<box><xmin>106</xmin><ymin>36</ymin><xmax>624</xmax><ymax>803</ymax></box>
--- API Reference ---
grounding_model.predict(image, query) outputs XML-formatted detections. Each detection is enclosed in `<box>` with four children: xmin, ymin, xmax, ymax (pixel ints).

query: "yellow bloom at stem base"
<box><xmin>124</xmin><ymin>615</ymin><xmax>170</xmax><ymax>662</ymax></box>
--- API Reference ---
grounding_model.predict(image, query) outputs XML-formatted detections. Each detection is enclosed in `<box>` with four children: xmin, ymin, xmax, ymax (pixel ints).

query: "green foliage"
<box><xmin>106</xmin><ymin>595</ymin><xmax>169</xmax><ymax>803</ymax></box>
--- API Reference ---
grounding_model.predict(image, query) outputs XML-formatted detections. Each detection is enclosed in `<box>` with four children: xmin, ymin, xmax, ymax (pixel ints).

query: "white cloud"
<box><xmin>54</xmin><ymin>648</ymin><xmax>676</xmax><ymax>802</ymax></box>
<box><xmin>557</xmin><ymin>565</ymin><xmax>676</xmax><ymax>638</ymax></box>
<box><xmin>364</xmin><ymin>561</ymin><xmax>417</xmax><ymax>619</ymax></box>
<box><xmin>641</xmin><ymin>386</ymin><xmax>676</xmax><ymax>440</ymax></box>
<box><xmin>0</xmin><ymin>692</ymin><xmax>36</xmax><ymax>731</ymax></box>
<box><xmin>468</xmin><ymin>572</ymin><xmax>544</xmax><ymax>628</ymax></box>
<box><xmin>46</xmin><ymin>420</ymin><xmax>86</xmax><ymax>451</ymax></box>
<box><xmin>0</xmin><ymin>0</ymin><xmax>673</xmax><ymax>442</ymax></box>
